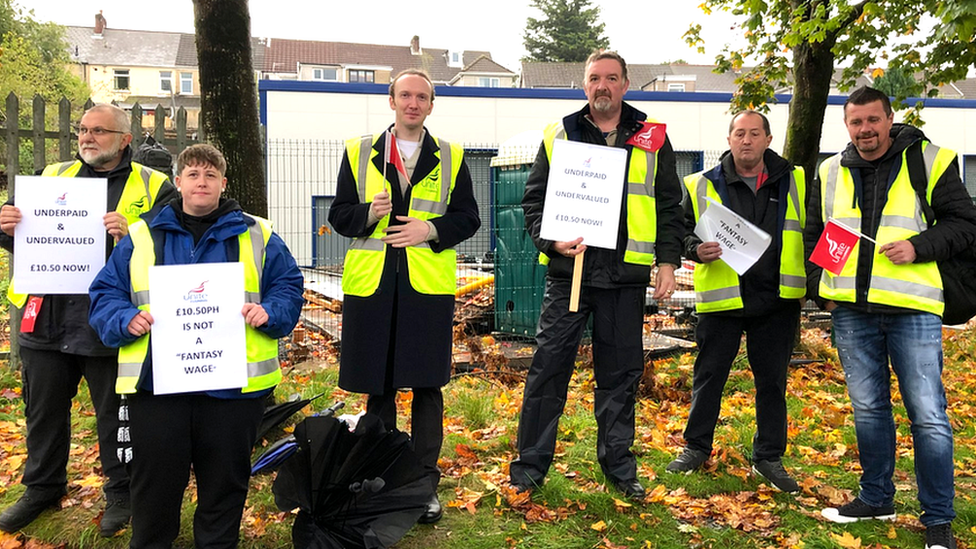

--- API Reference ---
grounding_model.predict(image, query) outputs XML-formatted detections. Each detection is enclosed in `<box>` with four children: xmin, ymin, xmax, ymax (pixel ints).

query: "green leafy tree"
<box><xmin>873</xmin><ymin>67</ymin><xmax>918</xmax><ymax>98</ymax></box>
<box><xmin>0</xmin><ymin>0</ymin><xmax>89</xmax><ymax>174</ymax></box>
<box><xmin>523</xmin><ymin>0</ymin><xmax>610</xmax><ymax>62</ymax></box>
<box><xmin>684</xmin><ymin>0</ymin><xmax>976</xmax><ymax>179</ymax></box>
<box><xmin>193</xmin><ymin>0</ymin><xmax>266</xmax><ymax>217</ymax></box>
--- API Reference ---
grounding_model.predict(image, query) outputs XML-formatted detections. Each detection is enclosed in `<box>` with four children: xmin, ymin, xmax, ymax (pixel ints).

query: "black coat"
<box><xmin>682</xmin><ymin>149</ymin><xmax>803</xmax><ymax>316</ymax></box>
<box><xmin>328</xmin><ymin>129</ymin><xmax>480</xmax><ymax>394</ymax></box>
<box><xmin>522</xmin><ymin>102</ymin><xmax>684</xmax><ymax>288</ymax></box>
<box><xmin>0</xmin><ymin>147</ymin><xmax>177</xmax><ymax>356</ymax></box>
<box><xmin>804</xmin><ymin>124</ymin><xmax>976</xmax><ymax>312</ymax></box>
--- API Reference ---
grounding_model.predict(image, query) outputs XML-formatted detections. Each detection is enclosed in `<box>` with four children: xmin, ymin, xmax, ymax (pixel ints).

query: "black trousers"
<box><xmin>367</xmin><ymin>389</ymin><xmax>444</xmax><ymax>490</ymax></box>
<box><xmin>682</xmin><ymin>302</ymin><xmax>800</xmax><ymax>461</ymax></box>
<box><xmin>511</xmin><ymin>280</ymin><xmax>645</xmax><ymax>486</ymax></box>
<box><xmin>126</xmin><ymin>393</ymin><xmax>264</xmax><ymax>549</ymax></box>
<box><xmin>20</xmin><ymin>347</ymin><xmax>128</xmax><ymax>499</ymax></box>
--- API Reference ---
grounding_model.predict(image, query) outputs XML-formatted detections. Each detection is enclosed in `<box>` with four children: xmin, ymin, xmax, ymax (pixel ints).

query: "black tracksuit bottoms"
<box><xmin>20</xmin><ymin>347</ymin><xmax>128</xmax><ymax>500</ymax></box>
<box><xmin>682</xmin><ymin>302</ymin><xmax>800</xmax><ymax>461</ymax></box>
<box><xmin>511</xmin><ymin>279</ymin><xmax>645</xmax><ymax>486</ymax></box>
<box><xmin>126</xmin><ymin>392</ymin><xmax>264</xmax><ymax>549</ymax></box>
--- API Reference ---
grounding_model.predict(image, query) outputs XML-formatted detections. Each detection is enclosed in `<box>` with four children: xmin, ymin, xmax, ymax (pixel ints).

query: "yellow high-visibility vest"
<box><xmin>684</xmin><ymin>167</ymin><xmax>806</xmax><ymax>313</ymax></box>
<box><xmin>8</xmin><ymin>161</ymin><xmax>170</xmax><ymax>308</ymax></box>
<box><xmin>817</xmin><ymin>141</ymin><xmax>955</xmax><ymax>315</ymax></box>
<box><xmin>539</xmin><ymin>121</ymin><xmax>658</xmax><ymax>266</ymax></box>
<box><xmin>340</xmin><ymin>133</ymin><xmax>463</xmax><ymax>297</ymax></box>
<box><xmin>116</xmin><ymin>216</ymin><xmax>280</xmax><ymax>394</ymax></box>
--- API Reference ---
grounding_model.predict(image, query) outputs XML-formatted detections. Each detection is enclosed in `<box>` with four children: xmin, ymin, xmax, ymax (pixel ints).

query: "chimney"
<box><xmin>410</xmin><ymin>35</ymin><xmax>421</xmax><ymax>55</ymax></box>
<box><xmin>94</xmin><ymin>10</ymin><xmax>106</xmax><ymax>36</ymax></box>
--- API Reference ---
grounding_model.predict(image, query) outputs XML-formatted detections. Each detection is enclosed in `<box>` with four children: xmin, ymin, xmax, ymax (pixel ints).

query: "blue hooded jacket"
<box><xmin>88</xmin><ymin>201</ymin><xmax>305</xmax><ymax>398</ymax></box>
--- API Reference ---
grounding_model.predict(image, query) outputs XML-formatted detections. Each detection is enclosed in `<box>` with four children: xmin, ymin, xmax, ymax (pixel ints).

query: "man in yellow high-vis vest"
<box><xmin>808</xmin><ymin>87</ymin><xmax>976</xmax><ymax>549</ymax></box>
<box><xmin>0</xmin><ymin>104</ymin><xmax>176</xmax><ymax>536</ymax></box>
<box><xmin>666</xmin><ymin>111</ymin><xmax>806</xmax><ymax>495</ymax></box>
<box><xmin>328</xmin><ymin>69</ymin><xmax>480</xmax><ymax>524</ymax></box>
<box><xmin>510</xmin><ymin>51</ymin><xmax>684</xmax><ymax>500</ymax></box>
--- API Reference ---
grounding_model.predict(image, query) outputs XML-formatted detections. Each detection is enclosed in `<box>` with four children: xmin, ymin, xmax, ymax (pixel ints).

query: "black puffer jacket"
<box><xmin>522</xmin><ymin>102</ymin><xmax>684</xmax><ymax>289</ymax></box>
<box><xmin>804</xmin><ymin>124</ymin><xmax>976</xmax><ymax>312</ymax></box>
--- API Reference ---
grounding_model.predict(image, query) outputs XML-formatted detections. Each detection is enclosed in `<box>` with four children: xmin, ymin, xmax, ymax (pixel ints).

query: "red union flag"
<box><xmin>384</xmin><ymin>131</ymin><xmax>410</xmax><ymax>182</ymax></box>
<box><xmin>625</xmin><ymin>121</ymin><xmax>667</xmax><ymax>152</ymax></box>
<box><xmin>810</xmin><ymin>219</ymin><xmax>861</xmax><ymax>275</ymax></box>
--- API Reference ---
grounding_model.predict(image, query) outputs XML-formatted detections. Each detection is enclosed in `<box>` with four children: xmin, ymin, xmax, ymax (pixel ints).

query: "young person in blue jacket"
<box><xmin>89</xmin><ymin>144</ymin><xmax>304</xmax><ymax>547</ymax></box>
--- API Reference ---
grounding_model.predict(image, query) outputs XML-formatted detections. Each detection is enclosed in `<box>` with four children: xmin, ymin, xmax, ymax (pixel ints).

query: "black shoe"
<box><xmin>821</xmin><ymin>497</ymin><xmax>896</xmax><ymax>523</ymax></box>
<box><xmin>418</xmin><ymin>494</ymin><xmax>442</xmax><ymax>524</ymax></box>
<box><xmin>925</xmin><ymin>523</ymin><xmax>956</xmax><ymax>549</ymax></box>
<box><xmin>0</xmin><ymin>491</ymin><xmax>64</xmax><ymax>533</ymax></box>
<box><xmin>99</xmin><ymin>498</ymin><xmax>131</xmax><ymax>537</ymax></box>
<box><xmin>666</xmin><ymin>448</ymin><xmax>708</xmax><ymax>474</ymax></box>
<box><xmin>611</xmin><ymin>478</ymin><xmax>646</xmax><ymax>500</ymax></box>
<box><xmin>510</xmin><ymin>481</ymin><xmax>534</xmax><ymax>495</ymax></box>
<box><xmin>752</xmin><ymin>459</ymin><xmax>800</xmax><ymax>494</ymax></box>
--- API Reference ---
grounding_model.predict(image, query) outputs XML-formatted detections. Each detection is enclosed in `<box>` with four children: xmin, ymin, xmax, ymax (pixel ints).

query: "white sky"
<box><xmin>16</xmin><ymin>0</ymin><xmax>744</xmax><ymax>72</ymax></box>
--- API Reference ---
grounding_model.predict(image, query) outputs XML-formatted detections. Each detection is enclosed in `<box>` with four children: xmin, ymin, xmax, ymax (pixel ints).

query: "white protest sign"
<box><xmin>693</xmin><ymin>197</ymin><xmax>771</xmax><ymax>275</ymax></box>
<box><xmin>12</xmin><ymin>176</ymin><xmax>107</xmax><ymax>294</ymax></box>
<box><xmin>539</xmin><ymin>139</ymin><xmax>627</xmax><ymax>250</ymax></box>
<box><xmin>148</xmin><ymin>262</ymin><xmax>247</xmax><ymax>395</ymax></box>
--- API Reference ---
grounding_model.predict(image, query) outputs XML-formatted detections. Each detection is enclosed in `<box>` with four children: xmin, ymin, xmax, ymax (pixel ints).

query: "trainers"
<box><xmin>0</xmin><ymin>491</ymin><xmax>64</xmax><ymax>533</ymax></box>
<box><xmin>925</xmin><ymin>523</ymin><xmax>956</xmax><ymax>549</ymax></box>
<box><xmin>666</xmin><ymin>448</ymin><xmax>708</xmax><ymax>474</ymax></box>
<box><xmin>752</xmin><ymin>459</ymin><xmax>799</xmax><ymax>494</ymax></box>
<box><xmin>821</xmin><ymin>497</ymin><xmax>896</xmax><ymax>523</ymax></box>
<box><xmin>99</xmin><ymin>498</ymin><xmax>131</xmax><ymax>537</ymax></box>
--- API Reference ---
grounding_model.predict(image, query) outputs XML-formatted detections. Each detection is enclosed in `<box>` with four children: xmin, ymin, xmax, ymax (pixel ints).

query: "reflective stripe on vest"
<box><xmin>684</xmin><ymin>167</ymin><xmax>806</xmax><ymax>313</ymax></box>
<box><xmin>817</xmin><ymin>142</ymin><xmax>952</xmax><ymax>315</ymax></box>
<box><xmin>341</xmin><ymin>133</ymin><xmax>460</xmax><ymax>297</ymax></box>
<box><xmin>116</xmin><ymin>216</ymin><xmax>281</xmax><ymax>394</ymax></box>
<box><xmin>8</xmin><ymin>161</ymin><xmax>169</xmax><ymax>308</ymax></box>
<box><xmin>539</xmin><ymin>120</ymin><xmax>658</xmax><ymax>266</ymax></box>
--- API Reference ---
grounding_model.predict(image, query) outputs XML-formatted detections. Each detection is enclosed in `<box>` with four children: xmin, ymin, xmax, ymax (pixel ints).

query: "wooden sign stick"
<box><xmin>569</xmin><ymin>250</ymin><xmax>584</xmax><ymax>312</ymax></box>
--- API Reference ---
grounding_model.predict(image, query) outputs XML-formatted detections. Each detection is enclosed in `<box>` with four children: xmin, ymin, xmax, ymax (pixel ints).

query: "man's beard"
<box><xmin>592</xmin><ymin>96</ymin><xmax>613</xmax><ymax>113</ymax></box>
<box><xmin>80</xmin><ymin>145</ymin><xmax>120</xmax><ymax>169</ymax></box>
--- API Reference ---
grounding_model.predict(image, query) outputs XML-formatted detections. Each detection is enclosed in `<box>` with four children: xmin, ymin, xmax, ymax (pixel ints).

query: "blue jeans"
<box><xmin>831</xmin><ymin>307</ymin><xmax>955</xmax><ymax>526</ymax></box>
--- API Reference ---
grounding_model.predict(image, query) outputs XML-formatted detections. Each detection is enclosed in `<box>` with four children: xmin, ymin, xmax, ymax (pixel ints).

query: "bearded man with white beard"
<box><xmin>0</xmin><ymin>103</ymin><xmax>176</xmax><ymax>536</ymax></box>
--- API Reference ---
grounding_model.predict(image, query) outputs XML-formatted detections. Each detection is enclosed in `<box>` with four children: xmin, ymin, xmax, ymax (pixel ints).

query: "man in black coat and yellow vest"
<box><xmin>666</xmin><ymin>111</ymin><xmax>805</xmax><ymax>494</ymax></box>
<box><xmin>510</xmin><ymin>51</ymin><xmax>684</xmax><ymax>499</ymax></box>
<box><xmin>329</xmin><ymin>69</ymin><xmax>480</xmax><ymax>524</ymax></box>
<box><xmin>0</xmin><ymin>104</ymin><xmax>176</xmax><ymax>536</ymax></box>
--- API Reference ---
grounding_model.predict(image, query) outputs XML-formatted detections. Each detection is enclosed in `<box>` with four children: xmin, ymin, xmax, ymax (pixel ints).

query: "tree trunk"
<box><xmin>783</xmin><ymin>40</ymin><xmax>835</xmax><ymax>182</ymax></box>
<box><xmin>193</xmin><ymin>0</ymin><xmax>267</xmax><ymax>217</ymax></box>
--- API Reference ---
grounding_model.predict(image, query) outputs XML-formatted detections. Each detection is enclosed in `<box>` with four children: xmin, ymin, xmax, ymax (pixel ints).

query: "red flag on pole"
<box><xmin>385</xmin><ymin>131</ymin><xmax>410</xmax><ymax>183</ymax></box>
<box><xmin>809</xmin><ymin>218</ymin><xmax>862</xmax><ymax>275</ymax></box>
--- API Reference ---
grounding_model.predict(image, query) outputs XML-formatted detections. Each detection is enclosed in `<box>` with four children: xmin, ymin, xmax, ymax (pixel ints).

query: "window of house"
<box><xmin>313</xmin><ymin>68</ymin><xmax>338</xmax><ymax>81</ymax></box>
<box><xmin>478</xmin><ymin>77</ymin><xmax>500</xmax><ymax>88</ymax></box>
<box><xmin>160</xmin><ymin>71</ymin><xmax>173</xmax><ymax>93</ymax></box>
<box><xmin>667</xmin><ymin>83</ymin><xmax>686</xmax><ymax>92</ymax></box>
<box><xmin>180</xmin><ymin>72</ymin><xmax>193</xmax><ymax>94</ymax></box>
<box><xmin>348</xmin><ymin>70</ymin><xmax>375</xmax><ymax>83</ymax></box>
<box><xmin>113</xmin><ymin>69</ymin><xmax>130</xmax><ymax>91</ymax></box>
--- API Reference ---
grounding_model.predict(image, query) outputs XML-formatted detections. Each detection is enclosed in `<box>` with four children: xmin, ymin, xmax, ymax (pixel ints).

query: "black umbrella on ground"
<box><xmin>256</xmin><ymin>392</ymin><xmax>324</xmax><ymax>441</ymax></box>
<box><xmin>273</xmin><ymin>413</ymin><xmax>434</xmax><ymax>549</ymax></box>
<box><xmin>252</xmin><ymin>402</ymin><xmax>345</xmax><ymax>476</ymax></box>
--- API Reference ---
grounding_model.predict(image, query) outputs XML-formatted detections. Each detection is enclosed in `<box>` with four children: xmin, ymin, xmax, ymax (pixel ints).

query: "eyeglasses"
<box><xmin>76</xmin><ymin>126</ymin><xmax>126</xmax><ymax>137</ymax></box>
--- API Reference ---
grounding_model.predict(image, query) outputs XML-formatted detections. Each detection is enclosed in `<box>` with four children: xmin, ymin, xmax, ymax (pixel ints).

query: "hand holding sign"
<box><xmin>693</xmin><ymin>197</ymin><xmax>771</xmax><ymax>275</ymax></box>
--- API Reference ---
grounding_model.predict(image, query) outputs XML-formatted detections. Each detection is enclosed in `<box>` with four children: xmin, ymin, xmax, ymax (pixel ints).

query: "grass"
<box><xmin>0</xmin><ymin>324</ymin><xmax>974</xmax><ymax>548</ymax></box>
